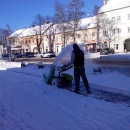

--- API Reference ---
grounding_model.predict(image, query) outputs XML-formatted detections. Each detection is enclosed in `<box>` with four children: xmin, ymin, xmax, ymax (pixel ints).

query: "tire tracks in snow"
<box><xmin>8</xmin><ymin>69</ymin><xmax>130</xmax><ymax>107</ymax></box>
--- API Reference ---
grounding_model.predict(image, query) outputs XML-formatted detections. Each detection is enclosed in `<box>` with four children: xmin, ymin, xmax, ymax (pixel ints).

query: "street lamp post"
<box><xmin>72</xmin><ymin>3</ymin><xmax>76</xmax><ymax>43</ymax></box>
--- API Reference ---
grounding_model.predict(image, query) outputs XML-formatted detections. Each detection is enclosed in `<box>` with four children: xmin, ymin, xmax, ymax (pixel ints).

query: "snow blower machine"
<box><xmin>43</xmin><ymin>64</ymin><xmax>73</xmax><ymax>88</ymax></box>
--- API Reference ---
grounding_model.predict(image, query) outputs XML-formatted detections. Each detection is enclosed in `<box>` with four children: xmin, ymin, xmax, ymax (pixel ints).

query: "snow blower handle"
<box><xmin>62</xmin><ymin>64</ymin><xmax>67</xmax><ymax>71</ymax></box>
<box><xmin>62</xmin><ymin>64</ymin><xmax>73</xmax><ymax>71</ymax></box>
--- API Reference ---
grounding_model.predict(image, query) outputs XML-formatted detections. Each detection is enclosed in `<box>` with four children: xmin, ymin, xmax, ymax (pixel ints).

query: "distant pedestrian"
<box><xmin>66</xmin><ymin>43</ymin><xmax>91</xmax><ymax>94</ymax></box>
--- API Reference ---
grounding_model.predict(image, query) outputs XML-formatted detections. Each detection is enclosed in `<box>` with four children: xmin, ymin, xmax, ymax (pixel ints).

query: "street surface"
<box><xmin>14</xmin><ymin>57</ymin><xmax>130</xmax><ymax>67</ymax></box>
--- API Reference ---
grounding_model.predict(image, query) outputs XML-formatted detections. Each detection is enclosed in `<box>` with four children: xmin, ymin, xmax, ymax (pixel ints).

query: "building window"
<box><xmin>46</xmin><ymin>48</ymin><xmax>48</xmax><ymax>52</ymax></box>
<box><xmin>76</xmin><ymin>34</ymin><xmax>81</xmax><ymax>38</ymax></box>
<box><xmin>117</xmin><ymin>16</ymin><xmax>121</xmax><ymax>21</ymax></box>
<box><xmin>117</xmin><ymin>28</ymin><xmax>121</xmax><ymax>33</ymax></box>
<box><xmin>56</xmin><ymin>37</ymin><xmax>58</xmax><ymax>41</ymax></box>
<box><xmin>124</xmin><ymin>43</ymin><xmax>127</xmax><ymax>50</ymax></box>
<box><xmin>128</xmin><ymin>27</ymin><xmax>130</xmax><ymax>33</ymax></box>
<box><xmin>103</xmin><ymin>30</ymin><xmax>107</xmax><ymax>35</ymax></box>
<box><xmin>112</xmin><ymin>17</ymin><xmax>115</xmax><ymax>22</ymax></box>
<box><xmin>112</xmin><ymin>29</ymin><xmax>116</xmax><ymax>34</ymax></box>
<box><xmin>128</xmin><ymin>14</ymin><xmax>130</xmax><ymax>20</ymax></box>
<box><xmin>56</xmin><ymin>46</ymin><xmax>59</xmax><ymax>53</ymax></box>
<box><xmin>84</xmin><ymin>33</ymin><xmax>88</xmax><ymax>37</ymax></box>
<box><xmin>92</xmin><ymin>32</ymin><xmax>95</xmax><ymax>37</ymax></box>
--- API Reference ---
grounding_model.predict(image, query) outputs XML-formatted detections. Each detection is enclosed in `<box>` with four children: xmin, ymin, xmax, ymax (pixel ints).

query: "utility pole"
<box><xmin>72</xmin><ymin>3</ymin><xmax>76</xmax><ymax>43</ymax></box>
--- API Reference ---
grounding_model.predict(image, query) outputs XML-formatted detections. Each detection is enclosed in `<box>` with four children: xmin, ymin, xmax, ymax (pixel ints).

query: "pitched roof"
<box><xmin>8</xmin><ymin>17</ymin><xmax>97</xmax><ymax>38</ymax></box>
<box><xmin>99</xmin><ymin>0</ymin><xmax>130</xmax><ymax>13</ymax></box>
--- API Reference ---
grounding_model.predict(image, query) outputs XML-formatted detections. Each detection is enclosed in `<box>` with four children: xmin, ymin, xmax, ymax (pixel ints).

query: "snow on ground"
<box><xmin>100</xmin><ymin>53</ymin><xmax>130</xmax><ymax>59</ymax></box>
<box><xmin>0</xmin><ymin>45</ymin><xmax>130</xmax><ymax>130</ymax></box>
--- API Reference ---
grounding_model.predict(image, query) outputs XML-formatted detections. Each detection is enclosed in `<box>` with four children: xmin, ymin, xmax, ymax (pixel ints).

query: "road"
<box><xmin>14</xmin><ymin>57</ymin><xmax>130</xmax><ymax>66</ymax></box>
<box><xmin>15</xmin><ymin>57</ymin><xmax>55</xmax><ymax>64</ymax></box>
<box><xmin>92</xmin><ymin>58</ymin><xmax>130</xmax><ymax>67</ymax></box>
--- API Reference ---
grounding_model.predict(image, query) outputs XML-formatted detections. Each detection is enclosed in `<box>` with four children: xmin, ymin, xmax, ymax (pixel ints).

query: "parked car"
<box><xmin>33</xmin><ymin>52</ymin><xmax>38</xmax><ymax>57</ymax></box>
<box><xmin>11</xmin><ymin>53</ymin><xmax>22</xmax><ymax>61</ymax></box>
<box><xmin>22</xmin><ymin>52</ymin><xmax>35</xmax><ymax>58</ymax></box>
<box><xmin>100</xmin><ymin>48</ymin><xmax>115</xmax><ymax>55</ymax></box>
<box><xmin>41</xmin><ymin>51</ymin><xmax>56</xmax><ymax>58</ymax></box>
<box><xmin>12</xmin><ymin>53</ymin><xmax>22</xmax><ymax>58</ymax></box>
<box><xmin>1</xmin><ymin>54</ymin><xmax>9</xmax><ymax>60</ymax></box>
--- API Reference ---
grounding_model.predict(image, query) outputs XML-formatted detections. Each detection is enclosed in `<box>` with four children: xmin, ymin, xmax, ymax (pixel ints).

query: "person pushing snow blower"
<box><xmin>65</xmin><ymin>43</ymin><xmax>91</xmax><ymax>94</ymax></box>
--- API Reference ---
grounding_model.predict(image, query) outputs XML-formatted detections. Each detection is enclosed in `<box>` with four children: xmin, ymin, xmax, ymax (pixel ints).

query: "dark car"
<box><xmin>1</xmin><ymin>54</ymin><xmax>9</xmax><ymax>60</ymax></box>
<box><xmin>41</xmin><ymin>51</ymin><xmax>56</xmax><ymax>58</ymax></box>
<box><xmin>12</xmin><ymin>53</ymin><xmax>22</xmax><ymax>58</ymax></box>
<box><xmin>11</xmin><ymin>53</ymin><xmax>22</xmax><ymax>61</ymax></box>
<box><xmin>100</xmin><ymin>48</ymin><xmax>115</xmax><ymax>55</ymax></box>
<box><xmin>22</xmin><ymin>52</ymin><xmax>35</xmax><ymax>58</ymax></box>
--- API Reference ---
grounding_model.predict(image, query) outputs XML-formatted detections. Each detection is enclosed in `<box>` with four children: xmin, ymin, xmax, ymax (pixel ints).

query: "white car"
<box><xmin>41</xmin><ymin>52</ymin><xmax>56</xmax><ymax>58</ymax></box>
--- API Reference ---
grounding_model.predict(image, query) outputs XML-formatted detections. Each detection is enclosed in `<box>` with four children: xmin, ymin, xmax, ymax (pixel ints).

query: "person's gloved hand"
<box><xmin>62</xmin><ymin>64</ymin><xmax>67</xmax><ymax>70</ymax></box>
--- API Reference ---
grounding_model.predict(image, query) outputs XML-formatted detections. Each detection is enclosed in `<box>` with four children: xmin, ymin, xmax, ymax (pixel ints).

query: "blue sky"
<box><xmin>0</xmin><ymin>0</ymin><xmax>103</xmax><ymax>32</ymax></box>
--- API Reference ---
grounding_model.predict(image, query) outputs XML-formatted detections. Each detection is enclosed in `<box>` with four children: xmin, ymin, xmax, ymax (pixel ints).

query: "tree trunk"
<box><xmin>109</xmin><ymin>41</ymin><xmax>110</xmax><ymax>49</ymax></box>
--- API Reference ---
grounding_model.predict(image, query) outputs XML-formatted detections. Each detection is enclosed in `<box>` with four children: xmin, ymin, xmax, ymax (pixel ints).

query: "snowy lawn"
<box><xmin>0</xmin><ymin>67</ymin><xmax>130</xmax><ymax>130</ymax></box>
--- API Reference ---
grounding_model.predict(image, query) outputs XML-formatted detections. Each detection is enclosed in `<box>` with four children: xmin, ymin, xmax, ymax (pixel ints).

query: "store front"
<box><xmin>11</xmin><ymin>47</ymin><xmax>24</xmax><ymax>54</ymax></box>
<box><xmin>85</xmin><ymin>40</ymin><xmax>97</xmax><ymax>53</ymax></box>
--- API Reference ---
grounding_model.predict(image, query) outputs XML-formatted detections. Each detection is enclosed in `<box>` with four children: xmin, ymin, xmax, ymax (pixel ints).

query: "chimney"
<box><xmin>103</xmin><ymin>0</ymin><xmax>106</xmax><ymax>5</ymax></box>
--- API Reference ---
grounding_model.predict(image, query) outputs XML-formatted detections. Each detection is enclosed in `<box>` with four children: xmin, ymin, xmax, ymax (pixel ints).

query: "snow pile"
<box><xmin>0</xmin><ymin>61</ymin><xmax>21</xmax><ymax>68</ymax></box>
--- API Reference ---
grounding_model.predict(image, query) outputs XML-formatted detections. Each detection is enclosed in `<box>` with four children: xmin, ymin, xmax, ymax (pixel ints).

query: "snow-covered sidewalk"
<box><xmin>0</xmin><ymin>67</ymin><xmax>130</xmax><ymax>130</ymax></box>
<box><xmin>0</xmin><ymin>51</ymin><xmax>130</xmax><ymax>130</ymax></box>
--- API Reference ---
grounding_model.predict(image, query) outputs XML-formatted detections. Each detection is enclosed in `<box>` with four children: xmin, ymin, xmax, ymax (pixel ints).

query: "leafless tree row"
<box><xmin>31</xmin><ymin>0</ymin><xmax>85</xmax><ymax>53</ymax></box>
<box><xmin>1</xmin><ymin>0</ymin><xmax>118</xmax><ymax>54</ymax></box>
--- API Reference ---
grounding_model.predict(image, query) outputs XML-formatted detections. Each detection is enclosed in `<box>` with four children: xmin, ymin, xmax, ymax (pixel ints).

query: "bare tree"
<box><xmin>98</xmin><ymin>13</ymin><xmax>120</xmax><ymax>48</ymax></box>
<box><xmin>0</xmin><ymin>25</ymin><xmax>12</xmax><ymax>47</ymax></box>
<box><xmin>54</xmin><ymin>1</ymin><xmax>72</xmax><ymax>47</ymax></box>
<box><xmin>92</xmin><ymin>5</ymin><xmax>100</xmax><ymax>16</ymax></box>
<box><xmin>68</xmin><ymin>0</ymin><xmax>85</xmax><ymax>42</ymax></box>
<box><xmin>43</xmin><ymin>16</ymin><xmax>56</xmax><ymax>52</ymax></box>
<box><xmin>53</xmin><ymin>0</ymin><xmax>85</xmax><ymax>46</ymax></box>
<box><xmin>31</xmin><ymin>14</ymin><xmax>53</xmax><ymax>53</ymax></box>
<box><xmin>91</xmin><ymin>5</ymin><xmax>101</xmax><ymax>51</ymax></box>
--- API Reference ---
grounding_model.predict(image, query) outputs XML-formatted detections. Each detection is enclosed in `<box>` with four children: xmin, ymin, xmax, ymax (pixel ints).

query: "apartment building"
<box><xmin>7</xmin><ymin>17</ymin><xmax>97</xmax><ymax>54</ymax></box>
<box><xmin>99</xmin><ymin>0</ymin><xmax>130</xmax><ymax>52</ymax></box>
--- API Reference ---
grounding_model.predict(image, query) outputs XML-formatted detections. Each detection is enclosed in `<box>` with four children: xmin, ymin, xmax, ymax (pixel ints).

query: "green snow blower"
<box><xmin>43</xmin><ymin>64</ymin><xmax>73</xmax><ymax>88</ymax></box>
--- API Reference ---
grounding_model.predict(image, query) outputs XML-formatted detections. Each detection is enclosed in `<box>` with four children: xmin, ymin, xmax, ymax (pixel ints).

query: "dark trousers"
<box><xmin>74</xmin><ymin>67</ymin><xmax>90</xmax><ymax>92</ymax></box>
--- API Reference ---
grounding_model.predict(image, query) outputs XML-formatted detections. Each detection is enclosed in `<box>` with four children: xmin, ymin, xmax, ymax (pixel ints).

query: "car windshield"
<box><xmin>46</xmin><ymin>52</ymin><xmax>55</xmax><ymax>53</ymax></box>
<box><xmin>104</xmin><ymin>48</ymin><xmax>109</xmax><ymax>50</ymax></box>
<box><xmin>2</xmin><ymin>54</ymin><xmax>9</xmax><ymax>57</ymax></box>
<box><xmin>27</xmin><ymin>52</ymin><xmax>33</xmax><ymax>54</ymax></box>
<box><xmin>14</xmin><ymin>53</ymin><xmax>20</xmax><ymax>55</ymax></box>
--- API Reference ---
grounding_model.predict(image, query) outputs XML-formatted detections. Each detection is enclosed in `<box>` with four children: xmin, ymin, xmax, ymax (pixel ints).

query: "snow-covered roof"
<box><xmin>79</xmin><ymin>16</ymin><xmax>96</xmax><ymax>29</ymax></box>
<box><xmin>99</xmin><ymin>0</ymin><xmax>130</xmax><ymax>13</ymax></box>
<box><xmin>9</xmin><ymin>28</ymin><xmax>26</xmax><ymax>38</ymax></box>
<box><xmin>8</xmin><ymin>17</ymin><xmax>96</xmax><ymax>38</ymax></box>
<box><xmin>8</xmin><ymin>24</ymin><xmax>53</xmax><ymax>38</ymax></box>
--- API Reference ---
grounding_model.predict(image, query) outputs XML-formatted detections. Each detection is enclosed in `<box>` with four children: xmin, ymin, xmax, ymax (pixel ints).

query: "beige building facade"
<box><xmin>7</xmin><ymin>17</ymin><xmax>97</xmax><ymax>54</ymax></box>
